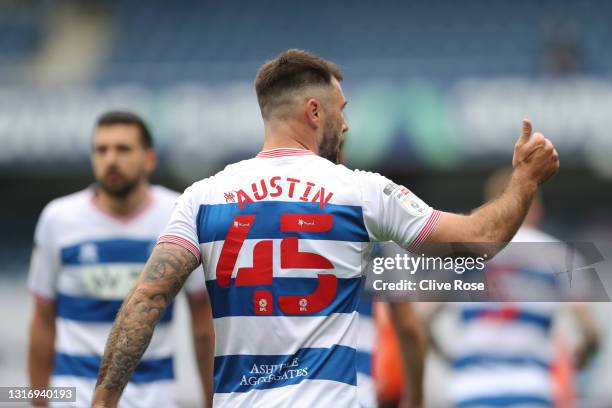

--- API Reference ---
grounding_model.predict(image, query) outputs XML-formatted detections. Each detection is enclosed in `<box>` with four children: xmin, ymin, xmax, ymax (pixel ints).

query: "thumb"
<box><xmin>517</xmin><ymin>118</ymin><xmax>532</xmax><ymax>145</ymax></box>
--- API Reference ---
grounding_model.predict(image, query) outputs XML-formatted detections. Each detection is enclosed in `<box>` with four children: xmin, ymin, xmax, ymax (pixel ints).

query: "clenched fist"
<box><xmin>512</xmin><ymin>119</ymin><xmax>560</xmax><ymax>186</ymax></box>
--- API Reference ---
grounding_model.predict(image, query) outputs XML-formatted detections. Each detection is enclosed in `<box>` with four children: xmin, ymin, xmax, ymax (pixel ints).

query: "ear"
<box><xmin>145</xmin><ymin>148</ymin><xmax>158</xmax><ymax>173</ymax></box>
<box><xmin>304</xmin><ymin>98</ymin><xmax>321</xmax><ymax>129</ymax></box>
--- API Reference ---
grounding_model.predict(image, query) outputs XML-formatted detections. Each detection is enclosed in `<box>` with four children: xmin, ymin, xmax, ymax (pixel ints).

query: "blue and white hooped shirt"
<box><xmin>159</xmin><ymin>148</ymin><xmax>439</xmax><ymax>407</ymax></box>
<box><xmin>28</xmin><ymin>185</ymin><xmax>206</xmax><ymax>408</ymax></box>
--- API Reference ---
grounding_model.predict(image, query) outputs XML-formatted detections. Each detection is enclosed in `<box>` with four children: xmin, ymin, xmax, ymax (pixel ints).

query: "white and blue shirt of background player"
<box><xmin>28</xmin><ymin>185</ymin><xmax>205</xmax><ymax>408</ymax></box>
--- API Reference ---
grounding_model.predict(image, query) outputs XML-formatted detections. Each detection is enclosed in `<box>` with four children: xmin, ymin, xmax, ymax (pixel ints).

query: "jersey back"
<box><xmin>160</xmin><ymin>148</ymin><xmax>438</xmax><ymax>407</ymax></box>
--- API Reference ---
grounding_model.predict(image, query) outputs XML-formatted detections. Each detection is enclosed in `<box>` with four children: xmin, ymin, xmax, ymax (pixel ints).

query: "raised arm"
<box><xmin>92</xmin><ymin>242</ymin><xmax>199</xmax><ymax>408</ymax></box>
<box><xmin>425</xmin><ymin>119</ymin><xmax>559</xmax><ymax>250</ymax></box>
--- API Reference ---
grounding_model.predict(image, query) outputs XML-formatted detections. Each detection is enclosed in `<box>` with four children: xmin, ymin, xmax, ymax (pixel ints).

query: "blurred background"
<box><xmin>0</xmin><ymin>0</ymin><xmax>610</xmax><ymax>407</ymax></box>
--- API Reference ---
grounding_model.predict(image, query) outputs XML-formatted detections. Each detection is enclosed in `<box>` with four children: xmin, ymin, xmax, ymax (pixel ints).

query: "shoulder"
<box><xmin>151</xmin><ymin>185</ymin><xmax>180</xmax><ymax>202</ymax></box>
<box><xmin>220</xmin><ymin>157</ymin><xmax>263</xmax><ymax>176</ymax></box>
<box><xmin>300</xmin><ymin>155</ymin><xmax>375</xmax><ymax>181</ymax></box>
<box><xmin>40</xmin><ymin>189</ymin><xmax>91</xmax><ymax>221</ymax></box>
<box><xmin>351</xmin><ymin>169</ymin><xmax>395</xmax><ymax>200</ymax></box>
<box><xmin>352</xmin><ymin>169</ymin><xmax>390</xmax><ymax>183</ymax></box>
<box><xmin>318</xmin><ymin>156</ymin><xmax>356</xmax><ymax>175</ymax></box>
<box><xmin>189</xmin><ymin>159</ymin><xmax>262</xmax><ymax>194</ymax></box>
<box><xmin>149</xmin><ymin>185</ymin><xmax>182</xmax><ymax>216</ymax></box>
<box><xmin>34</xmin><ymin>188</ymin><xmax>91</xmax><ymax>236</ymax></box>
<box><xmin>171</xmin><ymin>175</ymin><xmax>220</xmax><ymax>206</ymax></box>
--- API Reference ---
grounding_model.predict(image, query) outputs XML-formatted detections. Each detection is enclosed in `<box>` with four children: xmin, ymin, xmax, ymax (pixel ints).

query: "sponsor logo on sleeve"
<box><xmin>388</xmin><ymin>185</ymin><xmax>429</xmax><ymax>217</ymax></box>
<box><xmin>383</xmin><ymin>182</ymin><xmax>399</xmax><ymax>196</ymax></box>
<box><xmin>401</xmin><ymin>192</ymin><xmax>429</xmax><ymax>216</ymax></box>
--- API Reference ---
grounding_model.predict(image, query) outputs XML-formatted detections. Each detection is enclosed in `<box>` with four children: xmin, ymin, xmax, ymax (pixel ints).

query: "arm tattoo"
<box><xmin>95</xmin><ymin>243</ymin><xmax>199</xmax><ymax>399</ymax></box>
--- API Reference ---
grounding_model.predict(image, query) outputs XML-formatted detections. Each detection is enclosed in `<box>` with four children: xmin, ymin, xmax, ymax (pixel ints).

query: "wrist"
<box><xmin>509</xmin><ymin>170</ymin><xmax>538</xmax><ymax>196</ymax></box>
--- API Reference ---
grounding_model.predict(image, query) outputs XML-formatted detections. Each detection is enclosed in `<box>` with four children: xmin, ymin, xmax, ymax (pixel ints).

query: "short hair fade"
<box><xmin>95</xmin><ymin>110</ymin><xmax>154</xmax><ymax>149</ymax></box>
<box><xmin>255</xmin><ymin>49</ymin><xmax>343</xmax><ymax>119</ymax></box>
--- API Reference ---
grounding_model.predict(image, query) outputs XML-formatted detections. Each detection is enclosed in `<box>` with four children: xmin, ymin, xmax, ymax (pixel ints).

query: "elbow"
<box><xmin>191</xmin><ymin>313</ymin><xmax>214</xmax><ymax>346</ymax></box>
<box><xmin>192</xmin><ymin>323</ymin><xmax>214</xmax><ymax>342</ymax></box>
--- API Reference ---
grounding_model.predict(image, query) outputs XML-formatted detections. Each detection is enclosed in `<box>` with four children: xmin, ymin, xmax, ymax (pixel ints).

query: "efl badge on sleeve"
<box><xmin>388</xmin><ymin>185</ymin><xmax>429</xmax><ymax>217</ymax></box>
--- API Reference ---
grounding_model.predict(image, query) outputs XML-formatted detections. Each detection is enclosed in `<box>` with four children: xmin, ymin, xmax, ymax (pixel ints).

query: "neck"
<box><xmin>94</xmin><ymin>182</ymin><xmax>150</xmax><ymax>217</ymax></box>
<box><xmin>262</xmin><ymin>119</ymin><xmax>319</xmax><ymax>153</ymax></box>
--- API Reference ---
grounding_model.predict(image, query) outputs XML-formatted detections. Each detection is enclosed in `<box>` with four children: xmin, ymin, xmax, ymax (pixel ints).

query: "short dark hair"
<box><xmin>95</xmin><ymin>111</ymin><xmax>154</xmax><ymax>148</ymax></box>
<box><xmin>255</xmin><ymin>49</ymin><xmax>343</xmax><ymax>119</ymax></box>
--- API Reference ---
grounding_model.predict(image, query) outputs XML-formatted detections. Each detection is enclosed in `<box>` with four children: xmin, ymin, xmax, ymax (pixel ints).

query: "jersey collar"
<box><xmin>89</xmin><ymin>186</ymin><xmax>154</xmax><ymax>224</ymax></box>
<box><xmin>256</xmin><ymin>148</ymin><xmax>315</xmax><ymax>158</ymax></box>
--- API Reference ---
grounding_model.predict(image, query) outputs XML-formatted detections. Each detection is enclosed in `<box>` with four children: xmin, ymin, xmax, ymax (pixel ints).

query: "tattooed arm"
<box><xmin>92</xmin><ymin>243</ymin><xmax>199</xmax><ymax>408</ymax></box>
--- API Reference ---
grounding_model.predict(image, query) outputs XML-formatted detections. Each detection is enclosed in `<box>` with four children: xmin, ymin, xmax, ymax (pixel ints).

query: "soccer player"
<box><xmin>425</xmin><ymin>169</ymin><xmax>600</xmax><ymax>408</ymax></box>
<box><xmin>92</xmin><ymin>49</ymin><xmax>559</xmax><ymax>407</ymax></box>
<box><xmin>27</xmin><ymin>112</ymin><xmax>214</xmax><ymax>407</ymax></box>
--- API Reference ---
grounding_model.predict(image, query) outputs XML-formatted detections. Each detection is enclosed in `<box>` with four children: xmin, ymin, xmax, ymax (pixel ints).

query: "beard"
<box><xmin>318</xmin><ymin>119</ymin><xmax>343</xmax><ymax>163</ymax></box>
<box><xmin>98</xmin><ymin>169</ymin><xmax>142</xmax><ymax>199</ymax></box>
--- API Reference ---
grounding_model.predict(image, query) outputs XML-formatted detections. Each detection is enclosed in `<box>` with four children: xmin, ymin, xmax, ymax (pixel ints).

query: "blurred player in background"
<box><xmin>93</xmin><ymin>49</ymin><xmax>559</xmax><ymax>408</ymax></box>
<box><xmin>425</xmin><ymin>169</ymin><xmax>600</xmax><ymax>408</ymax></box>
<box><xmin>27</xmin><ymin>111</ymin><xmax>214</xmax><ymax>407</ymax></box>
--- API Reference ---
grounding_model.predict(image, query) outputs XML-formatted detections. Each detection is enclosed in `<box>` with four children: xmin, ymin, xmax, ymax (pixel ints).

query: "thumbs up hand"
<box><xmin>512</xmin><ymin>118</ymin><xmax>559</xmax><ymax>186</ymax></box>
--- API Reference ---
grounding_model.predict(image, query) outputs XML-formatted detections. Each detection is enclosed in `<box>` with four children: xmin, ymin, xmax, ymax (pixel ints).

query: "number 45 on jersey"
<box><xmin>216</xmin><ymin>213</ymin><xmax>337</xmax><ymax>315</ymax></box>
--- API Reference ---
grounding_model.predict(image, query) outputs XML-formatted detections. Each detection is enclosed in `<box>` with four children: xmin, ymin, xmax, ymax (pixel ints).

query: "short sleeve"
<box><xmin>27</xmin><ymin>204</ymin><xmax>61</xmax><ymax>301</ymax></box>
<box><xmin>356</xmin><ymin>171</ymin><xmax>441</xmax><ymax>250</ymax></box>
<box><xmin>158</xmin><ymin>184</ymin><xmax>202</xmax><ymax>261</ymax></box>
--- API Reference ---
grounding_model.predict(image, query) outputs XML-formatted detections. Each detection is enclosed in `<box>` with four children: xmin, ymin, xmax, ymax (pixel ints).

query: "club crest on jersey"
<box><xmin>224</xmin><ymin>191</ymin><xmax>236</xmax><ymax>203</ymax></box>
<box><xmin>258</xmin><ymin>298</ymin><xmax>268</xmax><ymax>312</ymax></box>
<box><xmin>78</xmin><ymin>243</ymin><xmax>99</xmax><ymax>264</ymax></box>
